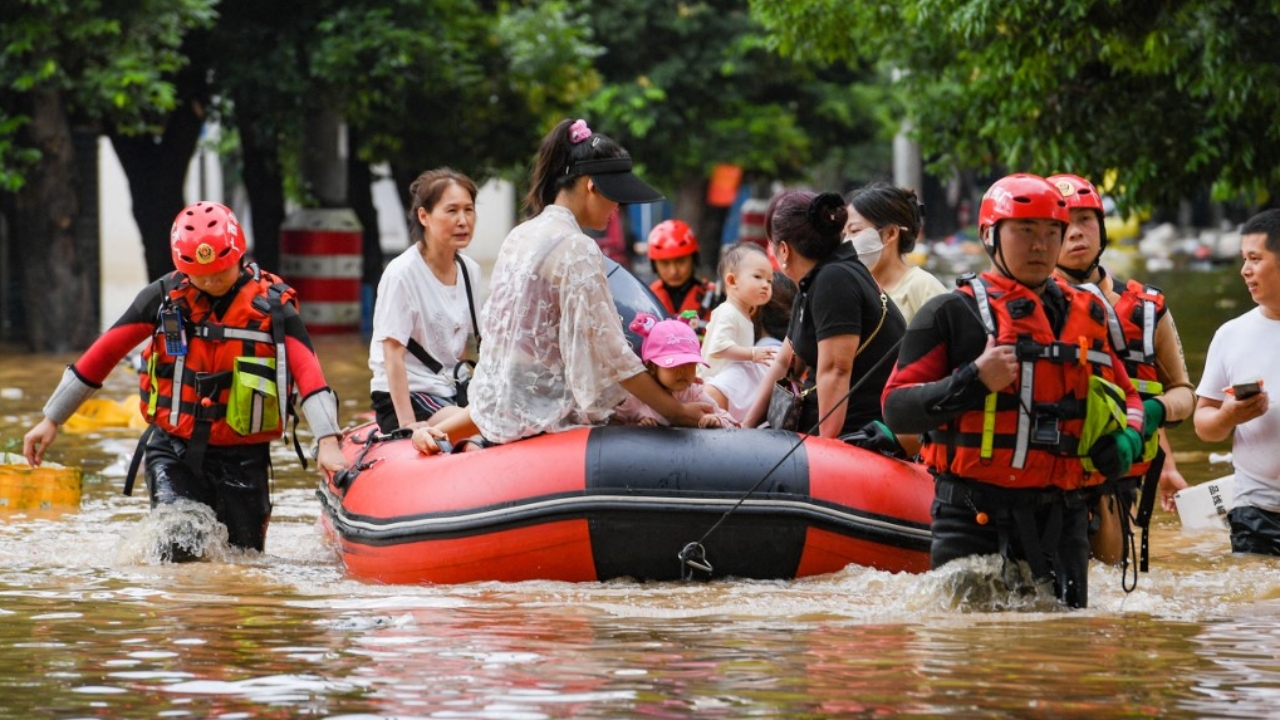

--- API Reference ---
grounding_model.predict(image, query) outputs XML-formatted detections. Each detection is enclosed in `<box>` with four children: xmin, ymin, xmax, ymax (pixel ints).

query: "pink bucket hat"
<box><xmin>629</xmin><ymin>313</ymin><xmax>708</xmax><ymax>368</ymax></box>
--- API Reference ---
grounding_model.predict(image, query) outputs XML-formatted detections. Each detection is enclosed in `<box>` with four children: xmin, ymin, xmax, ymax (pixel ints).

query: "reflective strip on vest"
<box><xmin>1014</xmin><ymin>358</ymin><xmax>1035</xmax><ymax>469</ymax></box>
<box><xmin>1119</xmin><ymin>297</ymin><xmax>1156</xmax><ymax>366</ymax></box>
<box><xmin>967</xmin><ymin>278</ymin><xmax>997</xmax><ymax>335</ymax></box>
<box><xmin>170</xmin><ymin>355</ymin><xmax>186</xmax><ymax>425</ymax></box>
<box><xmin>1141</xmin><ymin>296</ymin><xmax>1156</xmax><ymax>360</ymax></box>
<box><xmin>147</xmin><ymin>352</ymin><xmax>160</xmax><ymax>417</ymax></box>
<box><xmin>981</xmin><ymin>392</ymin><xmax>998</xmax><ymax>459</ymax></box>
<box><xmin>1078</xmin><ymin>283</ymin><xmax>1127</xmax><ymax>357</ymax></box>
<box><xmin>189</xmin><ymin>326</ymin><xmax>275</xmax><ymax>345</ymax></box>
<box><xmin>1133</xmin><ymin>378</ymin><xmax>1164</xmax><ymax>396</ymax></box>
<box><xmin>276</xmin><ymin>343</ymin><xmax>288</xmax><ymax>430</ymax></box>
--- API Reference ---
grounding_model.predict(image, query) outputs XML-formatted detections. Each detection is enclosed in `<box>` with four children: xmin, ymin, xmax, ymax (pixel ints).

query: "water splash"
<box><xmin>115</xmin><ymin>499</ymin><xmax>232</xmax><ymax>565</ymax></box>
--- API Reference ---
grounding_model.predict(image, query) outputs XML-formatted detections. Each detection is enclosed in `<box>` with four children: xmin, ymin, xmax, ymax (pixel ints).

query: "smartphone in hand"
<box><xmin>1232</xmin><ymin>380</ymin><xmax>1264</xmax><ymax>400</ymax></box>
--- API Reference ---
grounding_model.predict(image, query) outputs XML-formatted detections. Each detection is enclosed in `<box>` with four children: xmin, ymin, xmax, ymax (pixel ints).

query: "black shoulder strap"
<box><xmin>405</xmin><ymin>338</ymin><xmax>444</xmax><ymax>374</ymax></box>
<box><xmin>405</xmin><ymin>257</ymin><xmax>479</xmax><ymax>373</ymax></box>
<box><xmin>457</xmin><ymin>256</ymin><xmax>481</xmax><ymax>346</ymax></box>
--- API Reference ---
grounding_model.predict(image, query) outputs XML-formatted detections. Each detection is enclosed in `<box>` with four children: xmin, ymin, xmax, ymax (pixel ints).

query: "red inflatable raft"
<box><xmin>317</xmin><ymin>424</ymin><xmax>934</xmax><ymax>584</ymax></box>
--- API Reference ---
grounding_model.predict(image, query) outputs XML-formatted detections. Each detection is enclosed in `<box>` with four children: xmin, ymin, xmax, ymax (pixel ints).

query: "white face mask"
<box><xmin>846</xmin><ymin>227</ymin><xmax>884</xmax><ymax>268</ymax></box>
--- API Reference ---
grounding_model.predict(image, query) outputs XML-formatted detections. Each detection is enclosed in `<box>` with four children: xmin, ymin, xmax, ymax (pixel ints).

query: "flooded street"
<box><xmin>3</xmin><ymin>263</ymin><xmax>1280</xmax><ymax>718</ymax></box>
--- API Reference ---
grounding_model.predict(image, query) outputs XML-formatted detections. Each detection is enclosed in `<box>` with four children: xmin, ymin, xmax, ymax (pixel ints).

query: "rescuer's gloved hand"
<box><xmin>1089</xmin><ymin>426</ymin><xmax>1144</xmax><ymax>480</ymax></box>
<box><xmin>841</xmin><ymin>420</ymin><xmax>907</xmax><ymax>459</ymax></box>
<box><xmin>1142</xmin><ymin>398</ymin><xmax>1166</xmax><ymax>441</ymax></box>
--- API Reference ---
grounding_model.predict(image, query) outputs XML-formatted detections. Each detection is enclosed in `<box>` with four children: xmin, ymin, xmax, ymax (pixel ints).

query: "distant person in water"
<box><xmin>1195</xmin><ymin>208</ymin><xmax>1280</xmax><ymax>556</ymax></box>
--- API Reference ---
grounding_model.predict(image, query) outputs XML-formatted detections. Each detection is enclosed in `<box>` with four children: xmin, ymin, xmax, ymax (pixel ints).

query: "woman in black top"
<box><xmin>745</xmin><ymin>191</ymin><xmax>906</xmax><ymax>437</ymax></box>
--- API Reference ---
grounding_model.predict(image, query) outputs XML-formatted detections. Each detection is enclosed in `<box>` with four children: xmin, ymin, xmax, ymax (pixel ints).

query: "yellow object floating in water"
<box><xmin>0</xmin><ymin>452</ymin><xmax>82</xmax><ymax>510</ymax></box>
<box><xmin>63</xmin><ymin>395</ymin><xmax>147</xmax><ymax>434</ymax></box>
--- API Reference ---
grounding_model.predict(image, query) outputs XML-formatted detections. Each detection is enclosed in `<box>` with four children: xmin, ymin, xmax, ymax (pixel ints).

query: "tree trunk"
<box><xmin>108</xmin><ymin>98</ymin><xmax>205</xmax><ymax>282</ymax></box>
<box><xmin>1</xmin><ymin>192</ymin><xmax>20</xmax><ymax>344</ymax></box>
<box><xmin>14</xmin><ymin>90</ymin><xmax>97</xmax><ymax>352</ymax></box>
<box><xmin>238</xmin><ymin>121</ymin><xmax>285</xmax><ymax>274</ymax></box>
<box><xmin>347</xmin><ymin>125</ymin><xmax>382</xmax><ymax>289</ymax></box>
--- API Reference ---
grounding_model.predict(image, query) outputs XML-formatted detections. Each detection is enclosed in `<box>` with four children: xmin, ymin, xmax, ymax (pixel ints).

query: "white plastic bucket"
<box><xmin>1174</xmin><ymin>475</ymin><xmax>1235</xmax><ymax>531</ymax></box>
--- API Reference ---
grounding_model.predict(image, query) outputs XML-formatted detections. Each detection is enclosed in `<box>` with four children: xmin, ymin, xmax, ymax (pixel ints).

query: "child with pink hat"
<box><xmin>612</xmin><ymin>313</ymin><xmax>738</xmax><ymax>428</ymax></box>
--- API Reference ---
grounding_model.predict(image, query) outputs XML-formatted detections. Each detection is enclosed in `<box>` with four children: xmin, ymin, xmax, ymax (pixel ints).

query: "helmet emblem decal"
<box><xmin>195</xmin><ymin>243</ymin><xmax>216</xmax><ymax>264</ymax></box>
<box><xmin>1055</xmin><ymin>180</ymin><xmax>1076</xmax><ymax>197</ymax></box>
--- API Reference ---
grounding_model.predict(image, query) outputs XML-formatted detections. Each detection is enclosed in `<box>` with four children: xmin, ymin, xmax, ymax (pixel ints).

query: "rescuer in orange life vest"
<box><xmin>23</xmin><ymin>201</ymin><xmax>347</xmax><ymax>561</ymax></box>
<box><xmin>881</xmin><ymin>173</ymin><xmax>1146</xmax><ymax>609</ymax></box>
<box><xmin>1048</xmin><ymin>173</ymin><xmax>1195</xmax><ymax>572</ymax></box>
<box><xmin>646</xmin><ymin>219</ymin><xmax>717</xmax><ymax>327</ymax></box>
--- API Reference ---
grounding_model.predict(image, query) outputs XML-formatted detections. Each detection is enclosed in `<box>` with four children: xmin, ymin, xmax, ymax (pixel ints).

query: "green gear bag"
<box><xmin>227</xmin><ymin>357</ymin><xmax>281</xmax><ymax>436</ymax></box>
<box><xmin>1079</xmin><ymin>375</ymin><xmax>1128</xmax><ymax>474</ymax></box>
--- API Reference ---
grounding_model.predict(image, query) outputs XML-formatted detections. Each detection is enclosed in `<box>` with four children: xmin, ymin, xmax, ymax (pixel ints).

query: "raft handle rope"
<box><xmin>678</xmin><ymin>337</ymin><xmax>904</xmax><ymax>580</ymax></box>
<box><xmin>333</xmin><ymin>426</ymin><xmax>414</xmax><ymax>492</ymax></box>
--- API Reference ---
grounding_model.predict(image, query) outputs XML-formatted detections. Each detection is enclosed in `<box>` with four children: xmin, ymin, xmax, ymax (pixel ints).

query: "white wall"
<box><xmin>98</xmin><ymin>137</ymin><xmax>150</xmax><ymax>332</ymax></box>
<box><xmin>97</xmin><ymin>137</ymin><xmax>513</xmax><ymax>330</ymax></box>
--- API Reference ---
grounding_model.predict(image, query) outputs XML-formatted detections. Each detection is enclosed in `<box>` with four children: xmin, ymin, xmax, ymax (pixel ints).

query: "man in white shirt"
<box><xmin>1195</xmin><ymin>209</ymin><xmax>1280</xmax><ymax>554</ymax></box>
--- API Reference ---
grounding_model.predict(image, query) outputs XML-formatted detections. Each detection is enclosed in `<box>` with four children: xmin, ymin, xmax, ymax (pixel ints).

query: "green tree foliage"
<box><xmin>585</xmin><ymin>0</ymin><xmax>881</xmax><ymax>188</ymax></box>
<box><xmin>209</xmin><ymin>0</ymin><xmax>599</xmax><ymax>275</ymax></box>
<box><xmin>0</xmin><ymin>0</ymin><xmax>215</xmax><ymax>351</ymax></box>
<box><xmin>310</xmin><ymin>0</ymin><xmax>600</xmax><ymax>204</ymax></box>
<box><xmin>750</xmin><ymin>0</ymin><xmax>1280</xmax><ymax>210</ymax></box>
<box><xmin>0</xmin><ymin>0</ymin><xmax>214</xmax><ymax>193</ymax></box>
<box><xmin>580</xmin><ymin>0</ymin><xmax>884</xmax><ymax>269</ymax></box>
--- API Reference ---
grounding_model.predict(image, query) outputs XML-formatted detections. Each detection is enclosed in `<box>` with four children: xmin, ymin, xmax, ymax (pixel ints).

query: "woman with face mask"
<box><xmin>844</xmin><ymin>183</ymin><xmax>947</xmax><ymax>324</ymax></box>
<box><xmin>743</xmin><ymin>190</ymin><xmax>907</xmax><ymax>438</ymax></box>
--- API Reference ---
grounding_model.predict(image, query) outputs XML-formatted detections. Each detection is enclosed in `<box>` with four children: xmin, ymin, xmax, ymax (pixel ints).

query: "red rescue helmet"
<box><xmin>170</xmin><ymin>201</ymin><xmax>246</xmax><ymax>275</ymax></box>
<box><xmin>978</xmin><ymin>174</ymin><xmax>1070</xmax><ymax>234</ymax></box>
<box><xmin>1047</xmin><ymin>173</ymin><xmax>1103</xmax><ymax>213</ymax></box>
<box><xmin>1048</xmin><ymin>171</ymin><xmax>1110</xmax><ymax>259</ymax></box>
<box><xmin>647</xmin><ymin>219</ymin><xmax>699</xmax><ymax>260</ymax></box>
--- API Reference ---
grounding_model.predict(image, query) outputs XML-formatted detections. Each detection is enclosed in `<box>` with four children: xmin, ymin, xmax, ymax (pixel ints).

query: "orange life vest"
<box><xmin>1094</xmin><ymin>279</ymin><xmax>1166</xmax><ymax>398</ymax></box>
<box><xmin>921</xmin><ymin>273</ymin><xmax>1122</xmax><ymax>491</ymax></box>
<box><xmin>139</xmin><ymin>267</ymin><xmax>295</xmax><ymax>446</ymax></box>
<box><xmin>1076</xmin><ymin>278</ymin><xmax>1166</xmax><ymax>481</ymax></box>
<box><xmin>649</xmin><ymin>278</ymin><xmax>714</xmax><ymax>323</ymax></box>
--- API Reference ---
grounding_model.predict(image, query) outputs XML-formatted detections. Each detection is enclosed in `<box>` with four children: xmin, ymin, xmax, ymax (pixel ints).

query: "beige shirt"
<box><xmin>886</xmin><ymin>265</ymin><xmax>948</xmax><ymax>325</ymax></box>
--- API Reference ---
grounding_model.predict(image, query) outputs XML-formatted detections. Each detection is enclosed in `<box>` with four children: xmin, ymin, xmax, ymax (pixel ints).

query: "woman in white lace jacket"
<box><xmin>413</xmin><ymin>119</ymin><xmax>712</xmax><ymax>451</ymax></box>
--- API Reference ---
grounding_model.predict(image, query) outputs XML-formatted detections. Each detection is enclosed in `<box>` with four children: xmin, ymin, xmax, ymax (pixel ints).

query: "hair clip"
<box><xmin>569</xmin><ymin>119</ymin><xmax>592</xmax><ymax>144</ymax></box>
<box><xmin>629</xmin><ymin>312</ymin><xmax>658</xmax><ymax>337</ymax></box>
<box><xmin>807</xmin><ymin>192</ymin><xmax>844</xmax><ymax>230</ymax></box>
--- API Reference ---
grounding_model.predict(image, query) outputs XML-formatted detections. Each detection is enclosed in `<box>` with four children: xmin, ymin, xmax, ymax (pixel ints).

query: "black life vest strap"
<box><xmin>938</xmin><ymin>429</ymin><xmax>1082</xmax><ymax>457</ymax></box>
<box><xmin>123</xmin><ymin>424</ymin><xmax>156</xmax><ymax>496</ymax></box>
<box><xmin>264</xmin><ymin>285</ymin><xmax>306</xmax><ymax>470</ymax></box>
<box><xmin>1135</xmin><ymin>446</ymin><xmax>1166</xmax><ymax>574</ymax></box>
<box><xmin>404</xmin><ymin>256</ymin><xmax>482</xmax><ymax>375</ymax></box>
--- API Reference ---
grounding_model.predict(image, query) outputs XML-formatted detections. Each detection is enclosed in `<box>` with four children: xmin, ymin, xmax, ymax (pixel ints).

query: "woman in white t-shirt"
<box><xmin>368</xmin><ymin>168</ymin><xmax>482</xmax><ymax>432</ymax></box>
<box><xmin>843</xmin><ymin>183</ymin><xmax>947</xmax><ymax>324</ymax></box>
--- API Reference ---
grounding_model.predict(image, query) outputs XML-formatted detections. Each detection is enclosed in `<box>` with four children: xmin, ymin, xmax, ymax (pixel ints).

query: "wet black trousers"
<box><xmin>144</xmin><ymin>428</ymin><xmax>272</xmax><ymax>554</ymax></box>
<box><xmin>1228</xmin><ymin>506</ymin><xmax>1280</xmax><ymax>556</ymax></box>
<box><xmin>931</xmin><ymin>476</ymin><xmax>1091</xmax><ymax>608</ymax></box>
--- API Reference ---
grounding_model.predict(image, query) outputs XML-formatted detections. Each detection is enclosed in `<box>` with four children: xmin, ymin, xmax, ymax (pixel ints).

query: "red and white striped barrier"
<box><xmin>279</xmin><ymin>208</ymin><xmax>363</xmax><ymax>334</ymax></box>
